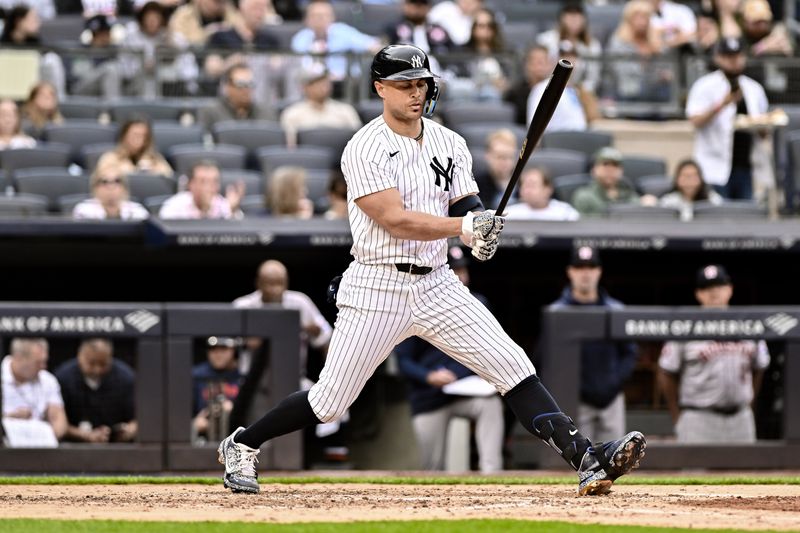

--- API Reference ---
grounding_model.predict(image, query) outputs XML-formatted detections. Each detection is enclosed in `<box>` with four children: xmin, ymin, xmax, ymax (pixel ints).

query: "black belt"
<box><xmin>395</xmin><ymin>263</ymin><xmax>432</xmax><ymax>275</ymax></box>
<box><xmin>681</xmin><ymin>405</ymin><xmax>744</xmax><ymax>416</ymax></box>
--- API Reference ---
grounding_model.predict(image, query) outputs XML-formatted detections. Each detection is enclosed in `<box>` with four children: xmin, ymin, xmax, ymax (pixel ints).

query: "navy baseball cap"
<box><xmin>715</xmin><ymin>37</ymin><xmax>744</xmax><ymax>55</ymax></box>
<box><xmin>207</xmin><ymin>336</ymin><xmax>237</xmax><ymax>348</ymax></box>
<box><xmin>570</xmin><ymin>245</ymin><xmax>601</xmax><ymax>267</ymax></box>
<box><xmin>696</xmin><ymin>264</ymin><xmax>732</xmax><ymax>289</ymax></box>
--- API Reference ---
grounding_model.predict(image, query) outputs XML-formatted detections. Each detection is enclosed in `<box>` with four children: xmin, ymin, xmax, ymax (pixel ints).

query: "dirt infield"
<box><xmin>2</xmin><ymin>483</ymin><xmax>800</xmax><ymax>530</ymax></box>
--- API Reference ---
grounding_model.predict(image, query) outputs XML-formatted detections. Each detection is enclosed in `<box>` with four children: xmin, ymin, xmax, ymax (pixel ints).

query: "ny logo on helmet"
<box><xmin>410</xmin><ymin>55</ymin><xmax>423</xmax><ymax>68</ymax></box>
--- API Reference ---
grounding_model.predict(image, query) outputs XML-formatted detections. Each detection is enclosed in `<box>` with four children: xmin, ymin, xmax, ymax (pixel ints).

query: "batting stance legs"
<box><xmin>218</xmin><ymin>264</ymin><xmax>646</xmax><ymax>496</ymax></box>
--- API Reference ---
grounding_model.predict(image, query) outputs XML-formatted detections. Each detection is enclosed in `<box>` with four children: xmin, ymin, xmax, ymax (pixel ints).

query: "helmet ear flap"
<box><xmin>423</xmin><ymin>81</ymin><xmax>440</xmax><ymax>118</ymax></box>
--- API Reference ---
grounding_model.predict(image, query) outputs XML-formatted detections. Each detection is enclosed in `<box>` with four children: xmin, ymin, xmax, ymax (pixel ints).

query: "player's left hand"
<box><xmin>471</xmin><ymin>237</ymin><xmax>499</xmax><ymax>262</ymax></box>
<box><xmin>461</xmin><ymin>210</ymin><xmax>504</xmax><ymax>246</ymax></box>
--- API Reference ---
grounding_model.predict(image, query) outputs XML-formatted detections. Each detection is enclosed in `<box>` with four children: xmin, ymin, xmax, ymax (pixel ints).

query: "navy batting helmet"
<box><xmin>371</xmin><ymin>44</ymin><xmax>440</xmax><ymax>115</ymax></box>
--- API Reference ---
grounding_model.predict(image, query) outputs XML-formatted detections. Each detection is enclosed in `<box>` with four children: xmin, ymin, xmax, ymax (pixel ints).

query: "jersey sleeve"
<box><xmin>341</xmin><ymin>137</ymin><xmax>396</xmax><ymax>200</ymax></box>
<box><xmin>448</xmin><ymin>134</ymin><xmax>479</xmax><ymax>200</ymax></box>
<box><xmin>658</xmin><ymin>341</ymin><xmax>682</xmax><ymax>373</ymax></box>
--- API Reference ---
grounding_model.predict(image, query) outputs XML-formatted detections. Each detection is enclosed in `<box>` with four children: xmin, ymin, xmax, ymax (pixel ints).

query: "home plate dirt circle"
<box><xmin>3</xmin><ymin>484</ymin><xmax>799</xmax><ymax>530</ymax></box>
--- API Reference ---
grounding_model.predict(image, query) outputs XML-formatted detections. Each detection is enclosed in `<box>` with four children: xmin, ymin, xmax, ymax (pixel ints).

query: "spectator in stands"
<box><xmin>549</xmin><ymin>246</ymin><xmax>639</xmax><ymax>443</ymax></box>
<box><xmin>169</xmin><ymin>0</ymin><xmax>242</xmax><ymax>46</ymax></box>
<box><xmin>474</xmin><ymin>128</ymin><xmax>517</xmax><ymax>209</ymax></box>
<box><xmin>192</xmin><ymin>336</ymin><xmax>243</xmax><ymax>442</ymax></box>
<box><xmin>504</xmin><ymin>167</ymin><xmax>580</xmax><ymax>221</ymax></box>
<box><xmin>0</xmin><ymin>98</ymin><xmax>36</xmax><ymax>150</ymax></box>
<box><xmin>291</xmin><ymin>0</ymin><xmax>382</xmax><ymax>83</ymax></box>
<box><xmin>456</xmin><ymin>8</ymin><xmax>508</xmax><ymax>101</ymax></box>
<box><xmin>648</xmin><ymin>0</ymin><xmax>697</xmax><ymax>52</ymax></box>
<box><xmin>21</xmin><ymin>81</ymin><xmax>63</xmax><ymax>140</ymax></box>
<box><xmin>658</xmin><ymin>264</ymin><xmax>770</xmax><ymax>443</ymax></box>
<box><xmin>0</xmin><ymin>5</ymin><xmax>66</xmax><ymax>97</ymax></box>
<box><xmin>536</xmin><ymin>2</ymin><xmax>602</xmax><ymax>92</ymax></box>
<box><xmin>427</xmin><ymin>0</ymin><xmax>482</xmax><ymax>46</ymax></box>
<box><xmin>70</xmin><ymin>14</ymin><xmax>123</xmax><ymax>99</ymax></box>
<box><xmin>0</xmin><ymin>0</ymin><xmax>55</xmax><ymax>20</ymax></box>
<box><xmin>121</xmin><ymin>1</ymin><xmax>199</xmax><ymax>99</ymax></box>
<box><xmin>1</xmin><ymin>338</ymin><xmax>67</xmax><ymax>445</ymax></box>
<box><xmin>323</xmin><ymin>170</ymin><xmax>347</xmax><ymax>220</ymax></box>
<box><xmin>73</xmin><ymin>169</ymin><xmax>150</xmax><ymax>220</ymax></box>
<box><xmin>198</xmin><ymin>63</ymin><xmax>275</xmax><ymax>132</ymax></box>
<box><xmin>659</xmin><ymin>159</ymin><xmax>723</xmax><ymax>221</ymax></box>
<box><xmin>739</xmin><ymin>0</ymin><xmax>793</xmax><ymax>57</ymax></box>
<box><xmin>95</xmin><ymin>118</ymin><xmax>174</xmax><ymax>178</ymax></box>
<box><xmin>695</xmin><ymin>9</ymin><xmax>720</xmax><ymax>56</ymax></box>
<box><xmin>54</xmin><ymin>338</ymin><xmax>137</xmax><ymax>443</ymax></box>
<box><xmin>266</xmin><ymin>166</ymin><xmax>314</xmax><ymax>218</ymax></box>
<box><xmin>503</xmin><ymin>45</ymin><xmax>551</xmax><ymax>126</ymax></box>
<box><xmin>395</xmin><ymin>246</ymin><xmax>504</xmax><ymax>473</ymax></box>
<box><xmin>686</xmin><ymin>37</ymin><xmax>769</xmax><ymax>200</ymax></box>
<box><xmin>710</xmin><ymin>0</ymin><xmax>743</xmax><ymax>39</ymax></box>
<box><xmin>386</xmin><ymin>0</ymin><xmax>454</xmax><ymax>56</ymax></box>
<box><xmin>527</xmin><ymin>41</ymin><xmax>598</xmax><ymax>132</ymax></box>
<box><xmin>572</xmin><ymin>147</ymin><xmax>651</xmax><ymax>216</ymax></box>
<box><xmin>159</xmin><ymin>160</ymin><xmax>244</xmax><ymax>219</ymax></box>
<box><xmin>207</xmin><ymin>0</ymin><xmax>280</xmax><ymax>49</ymax></box>
<box><xmin>607</xmin><ymin>0</ymin><xmax>673</xmax><ymax>103</ymax></box>
<box><xmin>279</xmin><ymin>63</ymin><xmax>362</xmax><ymax>146</ymax></box>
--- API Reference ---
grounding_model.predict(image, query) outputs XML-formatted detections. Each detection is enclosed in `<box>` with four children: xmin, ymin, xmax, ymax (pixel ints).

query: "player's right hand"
<box><xmin>471</xmin><ymin>237</ymin><xmax>499</xmax><ymax>262</ymax></box>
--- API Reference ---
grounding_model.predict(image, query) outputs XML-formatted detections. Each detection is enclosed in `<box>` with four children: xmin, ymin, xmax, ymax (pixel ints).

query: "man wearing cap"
<box><xmin>549</xmin><ymin>246</ymin><xmax>639</xmax><ymax>443</ymax></box>
<box><xmin>658</xmin><ymin>265</ymin><xmax>770</xmax><ymax>443</ymax></box>
<box><xmin>740</xmin><ymin>0</ymin><xmax>794</xmax><ymax>57</ymax></box>
<box><xmin>71</xmin><ymin>14</ymin><xmax>122</xmax><ymax>99</ymax></box>
<box><xmin>386</xmin><ymin>0</ymin><xmax>455</xmax><ymax>56</ymax></box>
<box><xmin>394</xmin><ymin>247</ymin><xmax>505</xmax><ymax>473</ymax></box>
<box><xmin>686</xmin><ymin>36</ymin><xmax>770</xmax><ymax>200</ymax></box>
<box><xmin>279</xmin><ymin>64</ymin><xmax>362</xmax><ymax>146</ymax></box>
<box><xmin>192</xmin><ymin>336</ymin><xmax>243</xmax><ymax>442</ymax></box>
<box><xmin>571</xmin><ymin>147</ymin><xmax>644</xmax><ymax>216</ymax></box>
<box><xmin>207</xmin><ymin>0</ymin><xmax>280</xmax><ymax>50</ymax></box>
<box><xmin>198</xmin><ymin>62</ymin><xmax>275</xmax><ymax>132</ymax></box>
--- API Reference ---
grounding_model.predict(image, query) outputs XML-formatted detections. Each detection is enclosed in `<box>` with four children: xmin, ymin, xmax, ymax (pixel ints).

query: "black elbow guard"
<box><xmin>449</xmin><ymin>195</ymin><xmax>484</xmax><ymax>217</ymax></box>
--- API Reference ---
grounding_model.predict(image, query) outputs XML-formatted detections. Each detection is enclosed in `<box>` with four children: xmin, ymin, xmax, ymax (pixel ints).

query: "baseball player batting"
<box><xmin>218</xmin><ymin>44</ymin><xmax>646</xmax><ymax>496</ymax></box>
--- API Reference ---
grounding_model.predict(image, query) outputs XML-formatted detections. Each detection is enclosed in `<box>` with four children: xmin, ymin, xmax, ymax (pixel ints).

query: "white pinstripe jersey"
<box><xmin>341</xmin><ymin>116</ymin><xmax>479</xmax><ymax>268</ymax></box>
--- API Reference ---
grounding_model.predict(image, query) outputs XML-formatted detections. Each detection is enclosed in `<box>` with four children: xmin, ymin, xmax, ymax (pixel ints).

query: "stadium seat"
<box><xmin>145</xmin><ymin>195</ymin><xmax>171</xmax><ymax>215</ymax></box>
<box><xmin>356</xmin><ymin>100</ymin><xmax>383</xmax><ymax>124</ymax></box>
<box><xmin>80</xmin><ymin>143</ymin><xmax>116</xmax><ymax>173</ymax></box>
<box><xmin>358</xmin><ymin>3</ymin><xmax>403</xmax><ymax>36</ymax></box>
<box><xmin>239</xmin><ymin>195</ymin><xmax>267</xmax><ymax>216</ymax></box>
<box><xmin>0</xmin><ymin>193</ymin><xmax>49</xmax><ymax>216</ymax></box>
<box><xmin>169</xmin><ymin>144</ymin><xmax>247</xmax><ymax>175</ymax></box>
<box><xmin>541</xmin><ymin>130</ymin><xmax>613</xmax><ymax>159</ymax></box>
<box><xmin>585</xmin><ymin>4</ymin><xmax>625</xmax><ymax>46</ymax></box>
<box><xmin>220</xmin><ymin>169</ymin><xmax>264</xmax><ymax>196</ymax></box>
<box><xmin>552</xmin><ymin>173</ymin><xmax>591</xmax><ymax>202</ymax></box>
<box><xmin>305</xmin><ymin>168</ymin><xmax>332</xmax><ymax>205</ymax></box>
<box><xmin>261</xmin><ymin>21</ymin><xmax>304</xmax><ymax>49</ymax></box>
<box><xmin>257</xmin><ymin>146</ymin><xmax>333</xmax><ymax>178</ymax></box>
<box><xmin>607</xmin><ymin>204</ymin><xmax>680</xmax><ymax>220</ymax></box>
<box><xmin>441</xmin><ymin>102</ymin><xmax>515</xmax><ymax>129</ymax></box>
<box><xmin>622</xmin><ymin>156</ymin><xmax>668</xmax><ymax>183</ymax></box>
<box><xmin>1</xmin><ymin>143</ymin><xmax>71</xmax><ymax>174</ymax></box>
<box><xmin>39</xmin><ymin>16</ymin><xmax>85</xmax><ymax>46</ymax></box>
<box><xmin>14</xmin><ymin>168</ymin><xmax>89</xmax><ymax>211</ymax></box>
<box><xmin>60</xmin><ymin>100</ymin><xmax>106</xmax><ymax>121</ymax></box>
<box><xmin>692</xmin><ymin>201</ymin><xmax>768</xmax><ymax>220</ymax></box>
<box><xmin>152</xmin><ymin>123</ymin><xmax>205</xmax><ymax>155</ymax></box>
<box><xmin>458</xmin><ymin>123</ymin><xmax>528</xmax><ymax>149</ymax></box>
<box><xmin>296</xmin><ymin>127</ymin><xmax>358</xmax><ymax>161</ymax></box>
<box><xmin>470</xmin><ymin>147</ymin><xmax>489</xmax><ymax>182</ymax></box>
<box><xmin>126</xmin><ymin>173</ymin><xmax>178</xmax><ymax>202</ymax></box>
<box><xmin>635</xmin><ymin>174</ymin><xmax>673</xmax><ymax>197</ymax></box>
<box><xmin>502</xmin><ymin>21</ymin><xmax>540</xmax><ymax>52</ymax></box>
<box><xmin>58</xmin><ymin>193</ymin><xmax>92</xmax><ymax>214</ymax></box>
<box><xmin>44</xmin><ymin>121</ymin><xmax>116</xmax><ymax>162</ymax></box>
<box><xmin>528</xmin><ymin>148</ymin><xmax>588</xmax><ymax>179</ymax></box>
<box><xmin>494</xmin><ymin>1</ymin><xmax>560</xmax><ymax>24</ymax></box>
<box><xmin>213</xmin><ymin>121</ymin><xmax>285</xmax><ymax>169</ymax></box>
<box><xmin>109</xmin><ymin>101</ymin><xmax>194</xmax><ymax>123</ymax></box>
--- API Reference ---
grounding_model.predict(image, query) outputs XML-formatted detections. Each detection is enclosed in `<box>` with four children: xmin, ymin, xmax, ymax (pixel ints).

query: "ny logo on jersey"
<box><xmin>410</xmin><ymin>55</ymin><xmax>423</xmax><ymax>68</ymax></box>
<box><xmin>430</xmin><ymin>156</ymin><xmax>454</xmax><ymax>191</ymax></box>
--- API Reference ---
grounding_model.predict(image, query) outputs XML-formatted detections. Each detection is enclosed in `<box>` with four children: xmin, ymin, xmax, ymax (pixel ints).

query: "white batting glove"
<box><xmin>471</xmin><ymin>238</ymin><xmax>499</xmax><ymax>262</ymax></box>
<box><xmin>461</xmin><ymin>210</ymin><xmax>504</xmax><ymax>247</ymax></box>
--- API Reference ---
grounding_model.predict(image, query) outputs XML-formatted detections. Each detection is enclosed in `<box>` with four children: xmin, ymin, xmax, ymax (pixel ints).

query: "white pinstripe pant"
<box><xmin>308</xmin><ymin>262</ymin><xmax>536</xmax><ymax>423</ymax></box>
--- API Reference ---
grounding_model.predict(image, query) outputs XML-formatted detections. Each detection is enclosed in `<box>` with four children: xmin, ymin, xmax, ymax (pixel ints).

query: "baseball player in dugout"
<box><xmin>658</xmin><ymin>265</ymin><xmax>771</xmax><ymax>443</ymax></box>
<box><xmin>218</xmin><ymin>44</ymin><xmax>646</xmax><ymax>496</ymax></box>
<box><xmin>549</xmin><ymin>246</ymin><xmax>639</xmax><ymax>444</ymax></box>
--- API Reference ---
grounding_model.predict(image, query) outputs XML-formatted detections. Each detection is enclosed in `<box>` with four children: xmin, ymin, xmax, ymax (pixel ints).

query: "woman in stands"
<box><xmin>659</xmin><ymin>159</ymin><xmax>723</xmax><ymax>221</ymax></box>
<box><xmin>536</xmin><ymin>2</ymin><xmax>602</xmax><ymax>92</ymax></box>
<box><xmin>0</xmin><ymin>99</ymin><xmax>36</xmax><ymax>150</ymax></box>
<box><xmin>458</xmin><ymin>8</ymin><xmax>509</xmax><ymax>101</ymax></box>
<box><xmin>95</xmin><ymin>118</ymin><xmax>173</xmax><ymax>178</ymax></box>
<box><xmin>21</xmin><ymin>82</ymin><xmax>64</xmax><ymax>140</ymax></box>
<box><xmin>73</xmin><ymin>169</ymin><xmax>150</xmax><ymax>220</ymax></box>
<box><xmin>266</xmin><ymin>166</ymin><xmax>314</xmax><ymax>219</ymax></box>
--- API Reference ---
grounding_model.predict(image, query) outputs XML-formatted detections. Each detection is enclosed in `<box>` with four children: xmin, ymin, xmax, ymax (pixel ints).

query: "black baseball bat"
<box><xmin>495</xmin><ymin>59</ymin><xmax>574</xmax><ymax>216</ymax></box>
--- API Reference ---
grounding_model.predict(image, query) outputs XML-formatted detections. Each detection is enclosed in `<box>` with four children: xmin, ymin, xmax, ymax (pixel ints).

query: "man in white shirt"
<box><xmin>649</xmin><ymin>0</ymin><xmax>697</xmax><ymax>50</ymax></box>
<box><xmin>280</xmin><ymin>64</ymin><xmax>363</xmax><ymax>147</ymax></box>
<box><xmin>505</xmin><ymin>167</ymin><xmax>580</xmax><ymax>221</ymax></box>
<box><xmin>1</xmin><ymin>338</ymin><xmax>67</xmax><ymax>445</ymax></box>
<box><xmin>427</xmin><ymin>0</ymin><xmax>482</xmax><ymax>46</ymax></box>
<box><xmin>159</xmin><ymin>160</ymin><xmax>244</xmax><ymax>219</ymax></box>
<box><xmin>527</xmin><ymin>42</ymin><xmax>590</xmax><ymax>133</ymax></box>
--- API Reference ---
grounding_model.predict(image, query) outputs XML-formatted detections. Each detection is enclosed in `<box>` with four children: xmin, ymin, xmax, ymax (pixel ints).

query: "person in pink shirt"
<box><xmin>159</xmin><ymin>160</ymin><xmax>244</xmax><ymax>219</ymax></box>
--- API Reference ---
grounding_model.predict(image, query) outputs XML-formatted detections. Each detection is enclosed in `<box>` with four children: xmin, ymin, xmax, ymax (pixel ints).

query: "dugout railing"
<box><xmin>0</xmin><ymin>303</ymin><xmax>301</xmax><ymax>473</ymax></box>
<box><xmin>522</xmin><ymin>306</ymin><xmax>800</xmax><ymax>470</ymax></box>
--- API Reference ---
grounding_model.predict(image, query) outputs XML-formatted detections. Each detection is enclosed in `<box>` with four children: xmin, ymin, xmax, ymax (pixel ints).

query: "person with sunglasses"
<box><xmin>198</xmin><ymin>62</ymin><xmax>276</xmax><ymax>132</ymax></box>
<box><xmin>72</xmin><ymin>170</ymin><xmax>149</xmax><ymax>220</ymax></box>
